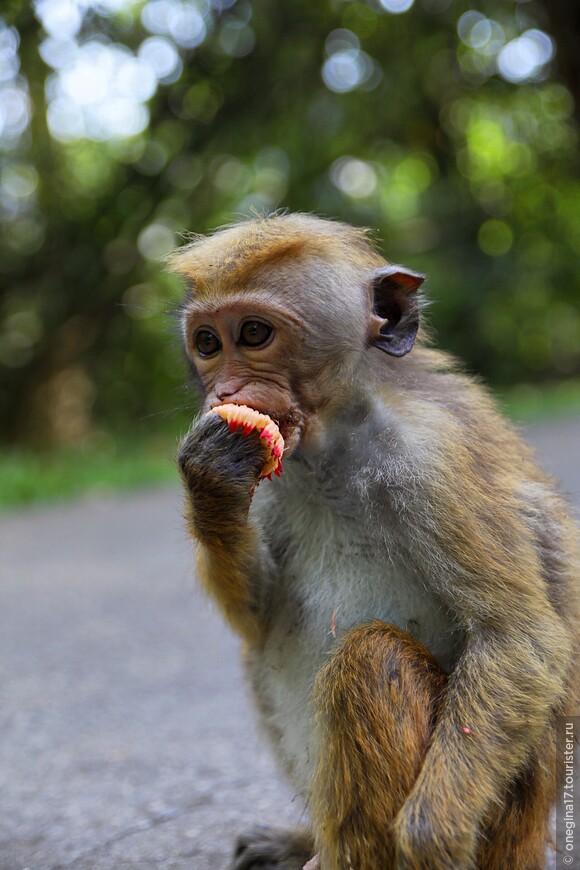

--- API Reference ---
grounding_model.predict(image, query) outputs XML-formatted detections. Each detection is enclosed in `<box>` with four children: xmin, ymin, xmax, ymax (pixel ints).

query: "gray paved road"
<box><xmin>1</xmin><ymin>418</ymin><xmax>579</xmax><ymax>870</ymax></box>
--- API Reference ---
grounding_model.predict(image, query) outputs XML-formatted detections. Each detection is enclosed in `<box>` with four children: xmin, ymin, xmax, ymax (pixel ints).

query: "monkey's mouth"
<box><xmin>272</xmin><ymin>413</ymin><xmax>304</xmax><ymax>457</ymax></box>
<box><xmin>208</xmin><ymin>398</ymin><xmax>304</xmax><ymax>458</ymax></box>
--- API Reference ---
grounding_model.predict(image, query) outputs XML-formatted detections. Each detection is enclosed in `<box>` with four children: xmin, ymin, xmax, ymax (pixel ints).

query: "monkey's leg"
<box><xmin>310</xmin><ymin>620</ymin><xmax>447</xmax><ymax>870</ymax></box>
<box><xmin>477</xmin><ymin>741</ymin><xmax>555</xmax><ymax>870</ymax></box>
<box><xmin>232</xmin><ymin>824</ymin><xmax>315</xmax><ymax>870</ymax></box>
<box><xmin>310</xmin><ymin>620</ymin><xmax>554</xmax><ymax>870</ymax></box>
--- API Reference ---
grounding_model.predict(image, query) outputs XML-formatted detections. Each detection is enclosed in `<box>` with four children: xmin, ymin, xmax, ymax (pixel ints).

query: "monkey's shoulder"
<box><xmin>375</xmin><ymin>365</ymin><xmax>557</xmax><ymax>500</ymax></box>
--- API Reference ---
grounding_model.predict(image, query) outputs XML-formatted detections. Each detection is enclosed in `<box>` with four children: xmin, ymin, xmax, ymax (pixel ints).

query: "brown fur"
<box><xmin>311</xmin><ymin>622</ymin><xmax>447</xmax><ymax>869</ymax></box>
<box><xmin>312</xmin><ymin>621</ymin><xmax>557</xmax><ymax>870</ymax></box>
<box><xmin>167</xmin><ymin>216</ymin><xmax>382</xmax><ymax>295</ymax></box>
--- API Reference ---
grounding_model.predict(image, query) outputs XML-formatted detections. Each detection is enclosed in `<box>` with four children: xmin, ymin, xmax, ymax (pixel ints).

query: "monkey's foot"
<box><xmin>232</xmin><ymin>824</ymin><xmax>314</xmax><ymax>870</ymax></box>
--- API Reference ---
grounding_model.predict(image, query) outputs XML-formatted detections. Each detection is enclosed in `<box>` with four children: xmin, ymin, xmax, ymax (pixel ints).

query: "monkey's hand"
<box><xmin>394</xmin><ymin>793</ymin><xmax>476</xmax><ymax>870</ymax></box>
<box><xmin>178</xmin><ymin>414</ymin><xmax>267</xmax><ymax>543</ymax></box>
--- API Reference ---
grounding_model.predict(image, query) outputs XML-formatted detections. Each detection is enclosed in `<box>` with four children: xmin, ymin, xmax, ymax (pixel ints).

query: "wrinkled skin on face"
<box><xmin>183</xmin><ymin>296</ymin><xmax>308</xmax><ymax>456</ymax></box>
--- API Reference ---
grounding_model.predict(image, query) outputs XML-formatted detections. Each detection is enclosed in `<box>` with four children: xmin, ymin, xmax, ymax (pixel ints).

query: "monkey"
<box><xmin>170</xmin><ymin>213</ymin><xmax>579</xmax><ymax>870</ymax></box>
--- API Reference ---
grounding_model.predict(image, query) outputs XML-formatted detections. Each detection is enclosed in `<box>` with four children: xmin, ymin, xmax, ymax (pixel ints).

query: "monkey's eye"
<box><xmin>195</xmin><ymin>329</ymin><xmax>221</xmax><ymax>357</ymax></box>
<box><xmin>239</xmin><ymin>320</ymin><xmax>273</xmax><ymax>348</ymax></box>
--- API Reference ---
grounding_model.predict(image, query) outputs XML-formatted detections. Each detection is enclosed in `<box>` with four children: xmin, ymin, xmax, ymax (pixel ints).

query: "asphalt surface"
<box><xmin>1</xmin><ymin>417</ymin><xmax>579</xmax><ymax>870</ymax></box>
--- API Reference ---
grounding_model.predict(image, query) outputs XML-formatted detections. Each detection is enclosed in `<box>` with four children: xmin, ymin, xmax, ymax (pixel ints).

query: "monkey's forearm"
<box><xmin>194</xmin><ymin>529</ymin><xmax>267</xmax><ymax>644</ymax></box>
<box><xmin>179</xmin><ymin>415</ymin><xmax>270</xmax><ymax>645</ymax></box>
<box><xmin>183</xmin><ymin>480</ymin><xmax>269</xmax><ymax>644</ymax></box>
<box><xmin>395</xmin><ymin>623</ymin><xmax>571</xmax><ymax>868</ymax></box>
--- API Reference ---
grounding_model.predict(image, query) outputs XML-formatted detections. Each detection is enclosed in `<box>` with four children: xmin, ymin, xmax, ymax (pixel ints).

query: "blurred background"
<box><xmin>1</xmin><ymin>0</ymin><xmax>580</xmax><ymax>507</ymax></box>
<box><xmin>1</xmin><ymin>5</ymin><xmax>579</xmax><ymax>864</ymax></box>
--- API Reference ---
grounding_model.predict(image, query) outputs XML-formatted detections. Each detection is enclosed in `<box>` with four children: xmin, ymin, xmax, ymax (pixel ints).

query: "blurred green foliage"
<box><xmin>1</xmin><ymin>0</ymin><xmax>579</xmax><ymax>451</ymax></box>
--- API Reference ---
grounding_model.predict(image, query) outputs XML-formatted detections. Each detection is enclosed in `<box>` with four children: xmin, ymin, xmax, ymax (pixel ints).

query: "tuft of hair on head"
<box><xmin>165</xmin><ymin>213</ymin><xmax>384</xmax><ymax>297</ymax></box>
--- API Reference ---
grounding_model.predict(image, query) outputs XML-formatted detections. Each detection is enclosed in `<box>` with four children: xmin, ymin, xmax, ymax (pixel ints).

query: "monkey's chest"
<box><xmin>249</xmin><ymin>502</ymin><xmax>461</xmax><ymax>798</ymax></box>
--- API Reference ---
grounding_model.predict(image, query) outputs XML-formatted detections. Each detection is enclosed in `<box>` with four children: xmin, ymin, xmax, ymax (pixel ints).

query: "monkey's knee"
<box><xmin>314</xmin><ymin>620</ymin><xmax>447</xmax><ymax>767</ymax></box>
<box><xmin>310</xmin><ymin>620</ymin><xmax>447</xmax><ymax>869</ymax></box>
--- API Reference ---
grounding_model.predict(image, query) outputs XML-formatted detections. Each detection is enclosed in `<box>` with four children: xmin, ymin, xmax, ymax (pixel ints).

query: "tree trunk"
<box><xmin>542</xmin><ymin>0</ymin><xmax>580</xmax><ymax>123</ymax></box>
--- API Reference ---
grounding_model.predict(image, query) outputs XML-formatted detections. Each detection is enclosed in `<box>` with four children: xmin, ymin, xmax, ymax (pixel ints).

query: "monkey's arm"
<box><xmin>394</xmin><ymin>473</ymin><xmax>573</xmax><ymax>869</ymax></box>
<box><xmin>178</xmin><ymin>414</ymin><xmax>272</xmax><ymax>645</ymax></box>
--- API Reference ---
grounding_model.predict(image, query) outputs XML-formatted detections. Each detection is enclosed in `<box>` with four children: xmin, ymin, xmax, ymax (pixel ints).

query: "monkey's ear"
<box><xmin>367</xmin><ymin>266</ymin><xmax>425</xmax><ymax>357</ymax></box>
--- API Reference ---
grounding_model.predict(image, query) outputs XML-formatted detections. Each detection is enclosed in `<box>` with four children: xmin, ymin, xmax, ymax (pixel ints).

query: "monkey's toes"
<box><xmin>232</xmin><ymin>825</ymin><xmax>313</xmax><ymax>870</ymax></box>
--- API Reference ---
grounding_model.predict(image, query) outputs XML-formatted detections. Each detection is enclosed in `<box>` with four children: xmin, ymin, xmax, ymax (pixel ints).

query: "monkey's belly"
<box><xmin>248</xmin><ymin>557</ymin><xmax>462</xmax><ymax>800</ymax></box>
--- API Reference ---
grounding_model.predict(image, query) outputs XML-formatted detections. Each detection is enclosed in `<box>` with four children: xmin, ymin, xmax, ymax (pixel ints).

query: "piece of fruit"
<box><xmin>209</xmin><ymin>403</ymin><xmax>284</xmax><ymax>480</ymax></box>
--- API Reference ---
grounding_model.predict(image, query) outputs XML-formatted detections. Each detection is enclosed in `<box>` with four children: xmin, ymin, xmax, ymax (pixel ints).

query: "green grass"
<box><xmin>1</xmin><ymin>379</ymin><xmax>580</xmax><ymax>511</ymax></box>
<box><xmin>0</xmin><ymin>434</ymin><xmax>180</xmax><ymax>511</ymax></box>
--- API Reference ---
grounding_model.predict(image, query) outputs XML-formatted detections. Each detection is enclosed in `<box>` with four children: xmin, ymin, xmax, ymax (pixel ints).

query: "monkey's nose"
<box><xmin>216</xmin><ymin>379</ymin><xmax>246</xmax><ymax>400</ymax></box>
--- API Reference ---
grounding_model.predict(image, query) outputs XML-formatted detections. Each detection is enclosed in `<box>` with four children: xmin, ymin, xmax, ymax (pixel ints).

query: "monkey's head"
<box><xmin>169</xmin><ymin>214</ymin><xmax>424</xmax><ymax>455</ymax></box>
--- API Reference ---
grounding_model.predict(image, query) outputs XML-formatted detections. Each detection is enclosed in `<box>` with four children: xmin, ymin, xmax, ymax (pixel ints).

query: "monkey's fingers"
<box><xmin>303</xmin><ymin>856</ymin><xmax>320</xmax><ymax>870</ymax></box>
<box><xmin>208</xmin><ymin>403</ymin><xmax>284</xmax><ymax>480</ymax></box>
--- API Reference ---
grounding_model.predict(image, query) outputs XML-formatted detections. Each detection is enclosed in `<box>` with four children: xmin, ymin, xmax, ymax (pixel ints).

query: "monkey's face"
<box><xmin>180</xmin><ymin>251</ymin><xmax>425</xmax><ymax>457</ymax></box>
<box><xmin>182</xmin><ymin>296</ymin><xmax>312</xmax><ymax>457</ymax></box>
